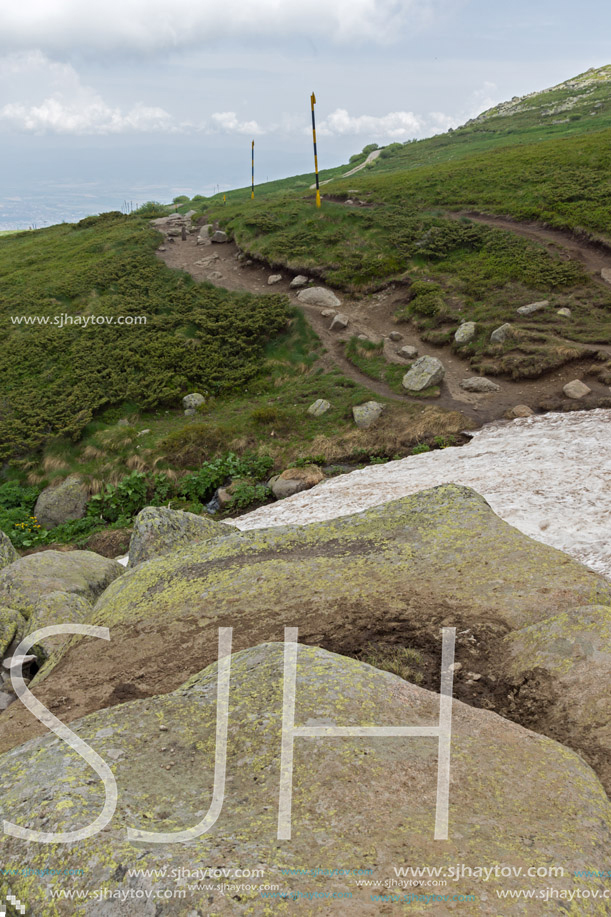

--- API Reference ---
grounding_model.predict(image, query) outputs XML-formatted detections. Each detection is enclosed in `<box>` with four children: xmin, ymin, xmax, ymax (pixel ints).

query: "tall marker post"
<box><xmin>311</xmin><ymin>92</ymin><xmax>321</xmax><ymax>208</ymax></box>
<box><xmin>251</xmin><ymin>140</ymin><xmax>255</xmax><ymax>200</ymax></box>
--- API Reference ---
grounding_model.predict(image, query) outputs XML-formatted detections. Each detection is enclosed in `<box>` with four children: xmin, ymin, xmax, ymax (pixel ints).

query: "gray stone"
<box><xmin>402</xmin><ymin>356</ymin><xmax>445</xmax><ymax>392</ymax></box>
<box><xmin>206</xmin><ymin>271</ymin><xmax>223</xmax><ymax>282</ymax></box>
<box><xmin>517</xmin><ymin>300</ymin><xmax>549</xmax><ymax>316</ymax></box>
<box><xmin>352</xmin><ymin>401</ymin><xmax>384</xmax><ymax>429</ymax></box>
<box><xmin>389</xmin><ymin>331</ymin><xmax>403</xmax><ymax>342</ymax></box>
<box><xmin>490</xmin><ymin>323</ymin><xmax>512</xmax><ymax>344</ymax></box>
<box><xmin>330</xmin><ymin>313</ymin><xmax>349</xmax><ymax>331</ymax></box>
<box><xmin>267</xmin><ymin>274</ymin><xmax>282</xmax><ymax>285</ymax></box>
<box><xmin>182</xmin><ymin>393</ymin><xmax>206</xmax><ymax>411</ymax></box>
<box><xmin>271</xmin><ymin>466</ymin><xmax>324</xmax><ymax>500</ymax></box>
<box><xmin>289</xmin><ymin>275</ymin><xmax>309</xmax><ymax>289</ymax></box>
<box><xmin>557</xmin><ymin>308</ymin><xmax>572</xmax><ymax>317</ymax></box>
<box><xmin>0</xmin><ymin>532</ymin><xmax>18</xmax><ymax>571</ymax></box>
<box><xmin>34</xmin><ymin>475</ymin><xmax>89</xmax><ymax>529</ymax></box>
<box><xmin>0</xmin><ymin>691</ymin><xmax>15</xmax><ymax>712</ymax></box>
<box><xmin>460</xmin><ymin>376</ymin><xmax>501</xmax><ymax>393</ymax></box>
<box><xmin>307</xmin><ymin>399</ymin><xmax>331</xmax><ymax>417</ymax></box>
<box><xmin>210</xmin><ymin>230</ymin><xmax>228</xmax><ymax>243</ymax></box>
<box><xmin>128</xmin><ymin>506</ymin><xmax>232</xmax><ymax>568</ymax></box>
<box><xmin>397</xmin><ymin>345</ymin><xmax>418</xmax><ymax>360</ymax></box>
<box><xmin>454</xmin><ymin>321</ymin><xmax>476</xmax><ymax>345</ymax></box>
<box><xmin>563</xmin><ymin>379</ymin><xmax>591</xmax><ymax>400</ymax></box>
<box><xmin>26</xmin><ymin>592</ymin><xmax>92</xmax><ymax>657</ymax></box>
<box><xmin>183</xmin><ymin>408</ymin><xmax>196</xmax><ymax>417</ymax></box>
<box><xmin>1</xmin><ymin>642</ymin><xmax>610</xmax><ymax>915</ymax></box>
<box><xmin>601</xmin><ymin>268</ymin><xmax>611</xmax><ymax>286</ymax></box>
<box><xmin>505</xmin><ymin>405</ymin><xmax>535</xmax><ymax>419</ymax></box>
<box><xmin>297</xmin><ymin>287</ymin><xmax>342</xmax><ymax>308</ymax></box>
<box><xmin>320</xmin><ymin>309</ymin><xmax>336</xmax><ymax>318</ymax></box>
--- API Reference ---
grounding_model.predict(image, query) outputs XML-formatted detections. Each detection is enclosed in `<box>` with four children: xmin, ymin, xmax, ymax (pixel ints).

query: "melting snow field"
<box><xmin>232</xmin><ymin>409</ymin><xmax>611</xmax><ymax>580</ymax></box>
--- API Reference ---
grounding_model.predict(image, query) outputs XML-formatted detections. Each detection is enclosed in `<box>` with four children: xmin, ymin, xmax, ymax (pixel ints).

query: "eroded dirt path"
<box><xmin>157</xmin><ymin>225</ymin><xmax>610</xmax><ymax>425</ymax></box>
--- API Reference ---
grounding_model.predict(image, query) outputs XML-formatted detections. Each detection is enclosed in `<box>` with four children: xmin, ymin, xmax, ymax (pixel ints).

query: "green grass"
<box><xmin>0</xmin><ymin>211</ymin><xmax>290</xmax><ymax>460</ymax></box>
<box><xmin>345</xmin><ymin>337</ymin><xmax>407</xmax><ymax>394</ymax></box>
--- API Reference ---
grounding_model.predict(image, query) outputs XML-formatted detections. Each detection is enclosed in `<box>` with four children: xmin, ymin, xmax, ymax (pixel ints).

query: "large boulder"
<box><xmin>501</xmin><ymin>604</ymin><xmax>611</xmax><ymax>791</ymax></box>
<box><xmin>0</xmin><ymin>532</ymin><xmax>18</xmax><ymax>571</ymax></box>
<box><xmin>210</xmin><ymin>230</ymin><xmax>228</xmax><ymax>243</ymax></box>
<box><xmin>33</xmin><ymin>475</ymin><xmax>89</xmax><ymax>529</ymax></box>
<box><xmin>0</xmin><ymin>550</ymin><xmax>123</xmax><ymax>647</ymax></box>
<box><xmin>352</xmin><ymin>401</ymin><xmax>384</xmax><ymax>429</ymax></box>
<box><xmin>0</xmin><ymin>644</ymin><xmax>609</xmax><ymax>916</ymax></box>
<box><xmin>454</xmin><ymin>321</ymin><xmax>476</xmax><ymax>345</ymax></box>
<box><xmin>460</xmin><ymin>376</ymin><xmax>500</xmax><ymax>393</ymax></box>
<box><xmin>270</xmin><ymin>465</ymin><xmax>324</xmax><ymax>500</ymax></box>
<box><xmin>128</xmin><ymin>506</ymin><xmax>232</xmax><ymax>567</ymax></box>
<box><xmin>26</xmin><ymin>592</ymin><xmax>92</xmax><ymax>657</ymax></box>
<box><xmin>296</xmin><ymin>287</ymin><xmax>341</xmax><ymax>308</ymax></box>
<box><xmin>402</xmin><ymin>355</ymin><xmax>445</xmax><ymax>392</ymax></box>
<box><xmin>2</xmin><ymin>485</ymin><xmax>609</xmax><ymax>769</ymax></box>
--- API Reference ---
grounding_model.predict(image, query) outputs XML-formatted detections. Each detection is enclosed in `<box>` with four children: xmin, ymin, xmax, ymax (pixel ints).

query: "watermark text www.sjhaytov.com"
<box><xmin>9</xmin><ymin>314</ymin><xmax>146</xmax><ymax>328</ymax></box>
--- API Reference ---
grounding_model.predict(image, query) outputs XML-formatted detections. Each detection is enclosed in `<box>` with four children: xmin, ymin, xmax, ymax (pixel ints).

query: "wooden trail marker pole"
<box><xmin>311</xmin><ymin>93</ymin><xmax>321</xmax><ymax>208</ymax></box>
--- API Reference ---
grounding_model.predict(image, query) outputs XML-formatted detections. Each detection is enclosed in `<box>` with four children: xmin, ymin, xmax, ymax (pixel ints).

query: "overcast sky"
<box><xmin>0</xmin><ymin>0</ymin><xmax>609</xmax><ymax>227</ymax></box>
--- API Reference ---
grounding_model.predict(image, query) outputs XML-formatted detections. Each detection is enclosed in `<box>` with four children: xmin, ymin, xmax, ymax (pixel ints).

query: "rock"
<box><xmin>454</xmin><ymin>321</ymin><xmax>476</xmax><ymax>345</ymax></box>
<box><xmin>182</xmin><ymin>393</ymin><xmax>205</xmax><ymax>411</ymax></box>
<box><xmin>357</xmin><ymin>333</ymin><xmax>369</xmax><ymax>341</ymax></box>
<box><xmin>517</xmin><ymin>300</ymin><xmax>548</xmax><ymax>315</ymax></box>
<box><xmin>289</xmin><ymin>275</ymin><xmax>309</xmax><ymax>288</ymax></box>
<box><xmin>397</xmin><ymin>345</ymin><xmax>418</xmax><ymax>360</ymax></box>
<box><xmin>0</xmin><ymin>691</ymin><xmax>15</xmax><ymax>711</ymax></box>
<box><xmin>26</xmin><ymin>592</ymin><xmax>92</xmax><ymax>657</ymax></box>
<box><xmin>267</xmin><ymin>274</ymin><xmax>282</xmax><ymax>285</ymax></box>
<box><xmin>402</xmin><ymin>356</ymin><xmax>445</xmax><ymax>392</ymax></box>
<box><xmin>128</xmin><ymin>507</ymin><xmax>232</xmax><ymax>568</ymax></box>
<box><xmin>388</xmin><ymin>331</ymin><xmax>403</xmax><ymax>342</ymax></box>
<box><xmin>166</xmin><ymin>228</ymin><xmax>182</xmax><ymax>237</ymax></box>
<box><xmin>184</xmin><ymin>210</ymin><xmax>196</xmax><ymax>219</ymax></box>
<box><xmin>505</xmin><ymin>404</ymin><xmax>534</xmax><ymax>419</ymax></box>
<box><xmin>601</xmin><ymin>268</ymin><xmax>611</xmax><ymax>286</ymax></box>
<box><xmin>210</xmin><ymin>230</ymin><xmax>228</xmax><ymax>243</ymax></box>
<box><xmin>2</xmin><ymin>654</ymin><xmax>37</xmax><ymax>672</ymax></box>
<box><xmin>502</xmin><ymin>605</ymin><xmax>611</xmax><ymax>791</ymax></box>
<box><xmin>137</xmin><ymin>429</ymin><xmax>151</xmax><ymax>437</ymax></box>
<box><xmin>563</xmin><ymin>380</ymin><xmax>591</xmax><ymax>400</ymax></box>
<box><xmin>320</xmin><ymin>309</ymin><xmax>336</xmax><ymax>318</ymax></box>
<box><xmin>352</xmin><ymin>401</ymin><xmax>384</xmax><ymax>429</ymax></box>
<box><xmin>460</xmin><ymin>376</ymin><xmax>501</xmax><ymax>393</ymax></box>
<box><xmin>183</xmin><ymin>408</ymin><xmax>196</xmax><ymax>417</ymax></box>
<box><xmin>557</xmin><ymin>307</ymin><xmax>572</xmax><ymax>317</ymax></box>
<box><xmin>157</xmin><ymin>246</ymin><xmax>166</xmax><ymax>252</ymax></box>
<box><xmin>206</xmin><ymin>270</ymin><xmax>223</xmax><ymax>282</ymax></box>
<box><xmin>0</xmin><ymin>551</ymin><xmax>123</xmax><ymax>644</ymax></box>
<box><xmin>117</xmin><ymin>418</ymin><xmax>129</xmax><ymax>427</ymax></box>
<box><xmin>1</xmin><ymin>643</ymin><xmax>610</xmax><ymax>915</ymax></box>
<box><xmin>490</xmin><ymin>323</ymin><xmax>512</xmax><ymax>344</ymax></box>
<box><xmin>33</xmin><ymin>475</ymin><xmax>89</xmax><ymax>529</ymax></box>
<box><xmin>271</xmin><ymin>466</ymin><xmax>324</xmax><ymax>500</ymax></box>
<box><xmin>329</xmin><ymin>313</ymin><xmax>349</xmax><ymax>331</ymax></box>
<box><xmin>296</xmin><ymin>287</ymin><xmax>341</xmax><ymax>308</ymax></box>
<box><xmin>307</xmin><ymin>399</ymin><xmax>331</xmax><ymax>417</ymax></box>
<box><xmin>0</xmin><ymin>532</ymin><xmax>18</xmax><ymax>571</ymax></box>
<box><xmin>4</xmin><ymin>484</ymin><xmax>611</xmax><ymax>788</ymax></box>
<box><xmin>0</xmin><ymin>608</ymin><xmax>19</xmax><ymax>656</ymax></box>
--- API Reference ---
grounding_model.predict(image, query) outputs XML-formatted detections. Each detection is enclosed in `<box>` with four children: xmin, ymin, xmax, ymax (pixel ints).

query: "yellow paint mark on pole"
<box><xmin>251</xmin><ymin>140</ymin><xmax>255</xmax><ymax>200</ymax></box>
<box><xmin>311</xmin><ymin>92</ymin><xmax>321</xmax><ymax>208</ymax></box>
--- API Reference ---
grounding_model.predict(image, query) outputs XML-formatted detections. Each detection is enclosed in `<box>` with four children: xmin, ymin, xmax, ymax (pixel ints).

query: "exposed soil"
<box><xmin>157</xmin><ymin>222</ymin><xmax>611</xmax><ymax>426</ymax></box>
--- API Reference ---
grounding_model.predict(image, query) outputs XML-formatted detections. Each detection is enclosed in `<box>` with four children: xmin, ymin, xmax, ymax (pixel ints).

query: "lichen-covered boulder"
<box><xmin>352</xmin><ymin>400</ymin><xmax>384</xmax><ymax>429</ymax></box>
<box><xmin>0</xmin><ymin>532</ymin><xmax>18</xmax><ymax>571</ymax></box>
<box><xmin>0</xmin><ymin>644</ymin><xmax>609</xmax><ymax>916</ymax></box>
<box><xmin>502</xmin><ymin>604</ymin><xmax>611</xmax><ymax>791</ymax></box>
<box><xmin>128</xmin><ymin>506</ymin><xmax>232</xmax><ymax>568</ymax></box>
<box><xmin>0</xmin><ymin>551</ymin><xmax>123</xmax><ymax>650</ymax></box>
<box><xmin>2</xmin><ymin>485</ymin><xmax>609</xmax><ymax>768</ymax></box>
<box><xmin>33</xmin><ymin>475</ymin><xmax>89</xmax><ymax>529</ymax></box>
<box><xmin>0</xmin><ymin>608</ymin><xmax>19</xmax><ymax>656</ymax></box>
<box><xmin>454</xmin><ymin>321</ymin><xmax>476</xmax><ymax>345</ymax></box>
<box><xmin>402</xmin><ymin>355</ymin><xmax>445</xmax><ymax>392</ymax></box>
<box><xmin>26</xmin><ymin>592</ymin><xmax>92</xmax><ymax>657</ymax></box>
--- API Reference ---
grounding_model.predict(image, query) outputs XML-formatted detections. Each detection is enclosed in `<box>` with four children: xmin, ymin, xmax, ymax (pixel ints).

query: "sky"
<box><xmin>0</xmin><ymin>0</ymin><xmax>609</xmax><ymax>228</ymax></box>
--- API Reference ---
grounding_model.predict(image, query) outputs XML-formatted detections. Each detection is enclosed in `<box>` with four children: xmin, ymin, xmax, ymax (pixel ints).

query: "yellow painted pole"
<box><xmin>311</xmin><ymin>92</ymin><xmax>321</xmax><ymax>208</ymax></box>
<box><xmin>251</xmin><ymin>140</ymin><xmax>255</xmax><ymax>200</ymax></box>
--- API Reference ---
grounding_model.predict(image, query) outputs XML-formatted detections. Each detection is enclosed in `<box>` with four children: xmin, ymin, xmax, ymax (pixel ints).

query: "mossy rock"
<box><xmin>0</xmin><ymin>643</ymin><xmax>609</xmax><ymax>916</ymax></box>
<box><xmin>127</xmin><ymin>506</ymin><xmax>234</xmax><ymax>567</ymax></box>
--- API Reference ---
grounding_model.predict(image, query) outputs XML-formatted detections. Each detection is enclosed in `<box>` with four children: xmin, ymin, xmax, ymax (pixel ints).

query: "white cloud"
<box><xmin>319</xmin><ymin>107</ymin><xmax>423</xmax><ymax>138</ymax></box>
<box><xmin>0</xmin><ymin>98</ymin><xmax>173</xmax><ymax>134</ymax></box>
<box><xmin>0</xmin><ymin>0</ymin><xmax>442</xmax><ymax>53</ymax></box>
<box><xmin>209</xmin><ymin>112</ymin><xmax>264</xmax><ymax>136</ymax></box>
